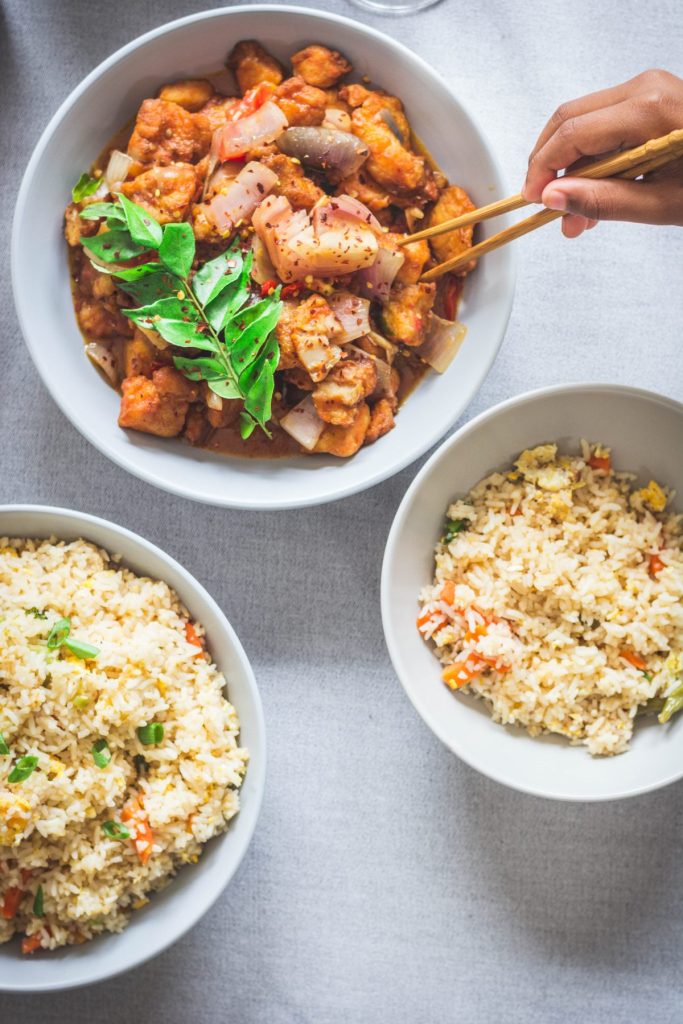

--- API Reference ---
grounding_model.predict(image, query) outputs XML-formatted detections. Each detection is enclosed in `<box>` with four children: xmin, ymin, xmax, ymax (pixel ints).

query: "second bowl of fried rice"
<box><xmin>0</xmin><ymin>505</ymin><xmax>265</xmax><ymax>991</ymax></box>
<box><xmin>381</xmin><ymin>383</ymin><xmax>683</xmax><ymax>801</ymax></box>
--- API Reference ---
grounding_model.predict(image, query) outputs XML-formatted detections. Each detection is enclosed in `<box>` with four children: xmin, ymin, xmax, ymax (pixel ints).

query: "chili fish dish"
<box><xmin>0</xmin><ymin>538</ymin><xmax>247</xmax><ymax>953</ymax></box>
<box><xmin>65</xmin><ymin>40</ymin><xmax>475</xmax><ymax>459</ymax></box>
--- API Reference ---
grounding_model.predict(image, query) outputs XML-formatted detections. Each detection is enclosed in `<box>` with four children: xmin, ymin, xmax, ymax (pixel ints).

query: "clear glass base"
<box><xmin>349</xmin><ymin>0</ymin><xmax>441</xmax><ymax>13</ymax></box>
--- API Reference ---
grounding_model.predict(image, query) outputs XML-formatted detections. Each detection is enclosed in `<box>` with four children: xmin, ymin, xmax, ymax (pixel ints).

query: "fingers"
<box><xmin>522</xmin><ymin>68</ymin><xmax>683</xmax><ymax>203</ymax></box>
<box><xmin>541</xmin><ymin>176</ymin><xmax>683</xmax><ymax>225</ymax></box>
<box><xmin>528</xmin><ymin>76</ymin><xmax>646</xmax><ymax>162</ymax></box>
<box><xmin>561</xmin><ymin>214</ymin><xmax>595</xmax><ymax>238</ymax></box>
<box><xmin>523</xmin><ymin>99</ymin><xmax>655</xmax><ymax>202</ymax></box>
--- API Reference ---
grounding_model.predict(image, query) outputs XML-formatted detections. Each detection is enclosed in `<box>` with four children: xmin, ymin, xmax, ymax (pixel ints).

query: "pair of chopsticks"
<box><xmin>401</xmin><ymin>129</ymin><xmax>683</xmax><ymax>281</ymax></box>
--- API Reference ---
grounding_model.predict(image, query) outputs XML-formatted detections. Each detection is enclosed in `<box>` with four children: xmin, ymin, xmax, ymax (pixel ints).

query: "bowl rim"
<box><xmin>381</xmin><ymin>381</ymin><xmax>683</xmax><ymax>803</ymax></box>
<box><xmin>10</xmin><ymin>3</ymin><xmax>516</xmax><ymax>511</ymax></box>
<box><xmin>0</xmin><ymin>503</ymin><xmax>266</xmax><ymax>991</ymax></box>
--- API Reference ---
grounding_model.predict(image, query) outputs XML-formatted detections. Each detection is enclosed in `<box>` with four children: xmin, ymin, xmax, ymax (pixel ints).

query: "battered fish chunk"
<box><xmin>312</xmin><ymin>351</ymin><xmax>377</xmax><ymax>426</ymax></box>
<box><xmin>290</xmin><ymin>45</ymin><xmax>352</xmax><ymax>88</ymax></box>
<box><xmin>120</xmin><ymin>163</ymin><xmax>199</xmax><ymax>223</ymax></box>
<box><xmin>340</xmin><ymin>85</ymin><xmax>427</xmax><ymax>195</ymax></box>
<box><xmin>274</xmin><ymin>76</ymin><xmax>327</xmax><ymax>126</ymax></box>
<box><xmin>314</xmin><ymin>401</ymin><xmax>371</xmax><ymax>457</ymax></box>
<box><xmin>257</xmin><ymin>151</ymin><xmax>324</xmax><ymax>210</ymax></box>
<box><xmin>158</xmin><ymin>79</ymin><xmax>214</xmax><ymax>112</ymax></box>
<box><xmin>426</xmin><ymin>185</ymin><xmax>476</xmax><ymax>272</ymax></box>
<box><xmin>127</xmin><ymin>99</ymin><xmax>211</xmax><ymax>165</ymax></box>
<box><xmin>382</xmin><ymin>283</ymin><xmax>436</xmax><ymax>346</ymax></box>
<box><xmin>229</xmin><ymin>40</ymin><xmax>284</xmax><ymax>95</ymax></box>
<box><xmin>119</xmin><ymin>367</ymin><xmax>199</xmax><ymax>437</ymax></box>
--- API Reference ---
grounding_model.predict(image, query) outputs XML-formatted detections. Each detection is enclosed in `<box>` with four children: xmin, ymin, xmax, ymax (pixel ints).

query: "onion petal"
<box><xmin>205</xmin><ymin>161</ymin><xmax>278</xmax><ymax>233</ymax></box>
<box><xmin>105</xmin><ymin>150</ymin><xmax>133</xmax><ymax>190</ymax></box>
<box><xmin>279</xmin><ymin>396</ymin><xmax>325</xmax><ymax>450</ymax></box>
<box><xmin>86</xmin><ymin>342</ymin><xmax>118</xmax><ymax>385</ymax></box>
<box><xmin>354</xmin><ymin>245</ymin><xmax>405</xmax><ymax>303</ymax></box>
<box><xmin>214</xmin><ymin>101</ymin><xmax>288</xmax><ymax>161</ymax></box>
<box><xmin>419</xmin><ymin>314</ymin><xmax>468</xmax><ymax>373</ymax></box>
<box><xmin>327</xmin><ymin>292</ymin><xmax>371</xmax><ymax>343</ymax></box>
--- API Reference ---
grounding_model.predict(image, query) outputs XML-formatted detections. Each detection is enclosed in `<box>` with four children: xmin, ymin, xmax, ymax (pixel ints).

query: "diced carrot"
<box><xmin>184</xmin><ymin>621</ymin><xmax>204</xmax><ymax>655</ymax></box>
<box><xmin>649</xmin><ymin>553</ymin><xmax>666</xmax><ymax>577</ymax></box>
<box><xmin>21</xmin><ymin>934</ymin><xmax>43</xmax><ymax>955</ymax></box>
<box><xmin>621</xmin><ymin>650</ymin><xmax>647</xmax><ymax>671</ymax></box>
<box><xmin>122</xmin><ymin>795</ymin><xmax>155</xmax><ymax>866</ymax></box>
<box><xmin>442</xmin><ymin>653</ymin><xmax>486</xmax><ymax>689</ymax></box>
<box><xmin>1</xmin><ymin>887</ymin><xmax>24</xmax><ymax>920</ymax></box>
<box><xmin>588</xmin><ymin>453</ymin><xmax>611</xmax><ymax>472</ymax></box>
<box><xmin>416</xmin><ymin>608</ymin><xmax>446</xmax><ymax>632</ymax></box>
<box><xmin>440</xmin><ymin>581</ymin><xmax>456</xmax><ymax>605</ymax></box>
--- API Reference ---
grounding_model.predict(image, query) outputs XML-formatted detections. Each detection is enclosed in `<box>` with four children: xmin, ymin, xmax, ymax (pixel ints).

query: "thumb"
<box><xmin>541</xmin><ymin>176</ymin><xmax>683</xmax><ymax>226</ymax></box>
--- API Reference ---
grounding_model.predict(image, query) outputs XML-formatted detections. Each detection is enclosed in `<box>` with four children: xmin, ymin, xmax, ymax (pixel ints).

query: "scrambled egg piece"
<box><xmin>515</xmin><ymin>444</ymin><xmax>574</xmax><ymax>492</ymax></box>
<box><xmin>0</xmin><ymin>794</ymin><xmax>32</xmax><ymax>844</ymax></box>
<box><xmin>631</xmin><ymin>480</ymin><xmax>667</xmax><ymax>513</ymax></box>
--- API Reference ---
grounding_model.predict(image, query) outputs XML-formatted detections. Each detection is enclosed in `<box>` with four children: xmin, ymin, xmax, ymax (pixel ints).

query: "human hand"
<box><xmin>522</xmin><ymin>69</ymin><xmax>683</xmax><ymax>237</ymax></box>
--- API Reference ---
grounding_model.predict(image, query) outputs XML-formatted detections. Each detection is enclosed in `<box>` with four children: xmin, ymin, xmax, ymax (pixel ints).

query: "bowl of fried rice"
<box><xmin>382</xmin><ymin>383</ymin><xmax>683</xmax><ymax>801</ymax></box>
<box><xmin>0</xmin><ymin>505</ymin><xmax>264</xmax><ymax>990</ymax></box>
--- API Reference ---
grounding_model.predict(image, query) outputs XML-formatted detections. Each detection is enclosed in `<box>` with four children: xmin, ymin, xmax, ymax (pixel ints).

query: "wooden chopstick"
<box><xmin>408</xmin><ymin>128</ymin><xmax>683</xmax><ymax>248</ymax></box>
<box><xmin>419</xmin><ymin>130</ymin><xmax>683</xmax><ymax>281</ymax></box>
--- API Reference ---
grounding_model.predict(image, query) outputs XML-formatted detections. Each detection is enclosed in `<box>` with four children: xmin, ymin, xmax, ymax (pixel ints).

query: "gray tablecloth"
<box><xmin>1</xmin><ymin>1</ymin><xmax>682</xmax><ymax>1020</ymax></box>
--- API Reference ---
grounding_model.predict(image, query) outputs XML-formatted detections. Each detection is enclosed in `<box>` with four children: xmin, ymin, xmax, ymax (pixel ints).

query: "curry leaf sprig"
<box><xmin>79</xmin><ymin>195</ymin><xmax>282</xmax><ymax>440</ymax></box>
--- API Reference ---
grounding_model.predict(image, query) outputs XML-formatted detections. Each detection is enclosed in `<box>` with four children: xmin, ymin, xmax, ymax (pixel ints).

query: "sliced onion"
<box><xmin>328</xmin><ymin>292</ymin><xmax>370</xmax><ymax>343</ymax></box>
<box><xmin>322</xmin><ymin>108</ymin><xmax>352</xmax><ymax>132</ymax></box>
<box><xmin>253</xmin><ymin>195</ymin><xmax>377</xmax><ymax>283</ymax></box>
<box><xmin>206</xmin><ymin>389</ymin><xmax>224</xmax><ymax>411</ymax></box>
<box><xmin>214</xmin><ymin>101</ymin><xmax>288</xmax><ymax>161</ymax></box>
<box><xmin>354</xmin><ymin>245</ymin><xmax>405</xmax><ymax>303</ymax></box>
<box><xmin>367</xmin><ymin>330</ymin><xmax>398</xmax><ymax>363</ymax></box>
<box><xmin>277</xmin><ymin>128</ymin><xmax>368</xmax><ymax>178</ymax></box>
<box><xmin>312</xmin><ymin>194</ymin><xmax>381</xmax><ymax>235</ymax></box>
<box><xmin>205</xmin><ymin>161</ymin><xmax>278</xmax><ymax>232</ymax></box>
<box><xmin>250</xmin><ymin>235</ymin><xmax>277</xmax><ymax>286</ymax></box>
<box><xmin>279</xmin><ymin>396</ymin><xmax>325</xmax><ymax>450</ymax></box>
<box><xmin>205</xmin><ymin>161</ymin><xmax>244</xmax><ymax>198</ymax></box>
<box><xmin>419</xmin><ymin>314</ymin><xmax>468</xmax><ymax>373</ymax></box>
<box><xmin>105</xmin><ymin>149</ymin><xmax>133</xmax><ymax>190</ymax></box>
<box><xmin>86</xmin><ymin>342</ymin><xmax>118</xmax><ymax>385</ymax></box>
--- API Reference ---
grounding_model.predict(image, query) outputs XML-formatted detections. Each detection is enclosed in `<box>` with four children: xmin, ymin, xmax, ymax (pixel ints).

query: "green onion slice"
<box><xmin>92</xmin><ymin>739</ymin><xmax>111</xmax><ymax>769</ymax></box>
<box><xmin>33</xmin><ymin>886</ymin><xmax>44</xmax><ymax>917</ymax></box>
<box><xmin>0</xmin><ymin>733</ymin><xmax>9</xmax><ymax>756</ymax></box>
<box><xmin>443</xmin><ymin>518</ymin><xmax>467</xmax><ymax>542</ymax></box>
<box><xmin>137</xmin><ymin>722</ymin><xmax>164</xmax><ymax>746</ymax></box>
<box><xmin>8</xmin><ymin>755</ymin><xmax>39</xmax><ymax>783</ymax></box>
<box><xmin>102</xmin><ymin>820</ymin><xmax>131</xmax><ymax>841</ymax></box>
<box><xmin>64</xmin><ymin>637</ymin><xmax>100</xmax><ymax>660</ymax></box>
<box><xmin>47</xmin><ymin>618</ymin><xmax>71</xmax><ymax>649</ymax></box>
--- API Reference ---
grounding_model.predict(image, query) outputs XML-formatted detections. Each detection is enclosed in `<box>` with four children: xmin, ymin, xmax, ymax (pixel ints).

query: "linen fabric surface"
<box><xmin>1</xmin><ymin>0</ymin><xmax>682</xmax><ymax>1021</ymax></box>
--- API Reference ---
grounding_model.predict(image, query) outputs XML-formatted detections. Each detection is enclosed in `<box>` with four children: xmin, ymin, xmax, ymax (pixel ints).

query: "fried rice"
<box><xmin>0</xmin><ymin>538</ymin><xmax>247</xmax><ymax>951</ymax></box>
<box><xmin>418</xmin><ymin>442</ymin><xmax>683</xmax><ymax>756</ymax></box>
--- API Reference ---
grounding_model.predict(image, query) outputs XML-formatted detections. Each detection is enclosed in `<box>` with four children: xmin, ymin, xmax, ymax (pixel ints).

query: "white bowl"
<box><xmin>381</xmin><ymin>384</ymin><xmax>683</xmax><ymax>802</ymax></box>
<box><xmin>11</xmin><ymin>5</ymin><xmax>515</xmax><ymax>511</ymax></box>
<box><xmin>0</xmin><ymin>505</ymin><xmax>265</xmax><ymax>991</ymax></box>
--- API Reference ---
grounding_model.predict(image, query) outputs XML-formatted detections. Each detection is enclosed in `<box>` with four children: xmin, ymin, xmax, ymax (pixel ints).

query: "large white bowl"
<box><xmin>11</xmin><ymin>5</ymin><xmax>515</xmax><ymax>510</ymax></box>
<box><xmin>0</xmin><ymin>506</ymin><xmax>265</xmax><ymax>991</ymax></box>
<box><xmin>381</xmin><ymin>384</ymin><xmax>683</xmax><ymax>802</ymax></box>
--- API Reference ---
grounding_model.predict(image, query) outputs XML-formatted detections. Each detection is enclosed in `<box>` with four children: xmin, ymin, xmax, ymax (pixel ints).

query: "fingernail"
<box><xmin>542</xmin><ymin>187</ymin><xmax>568</xmax><ymax>212</ymax></box>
